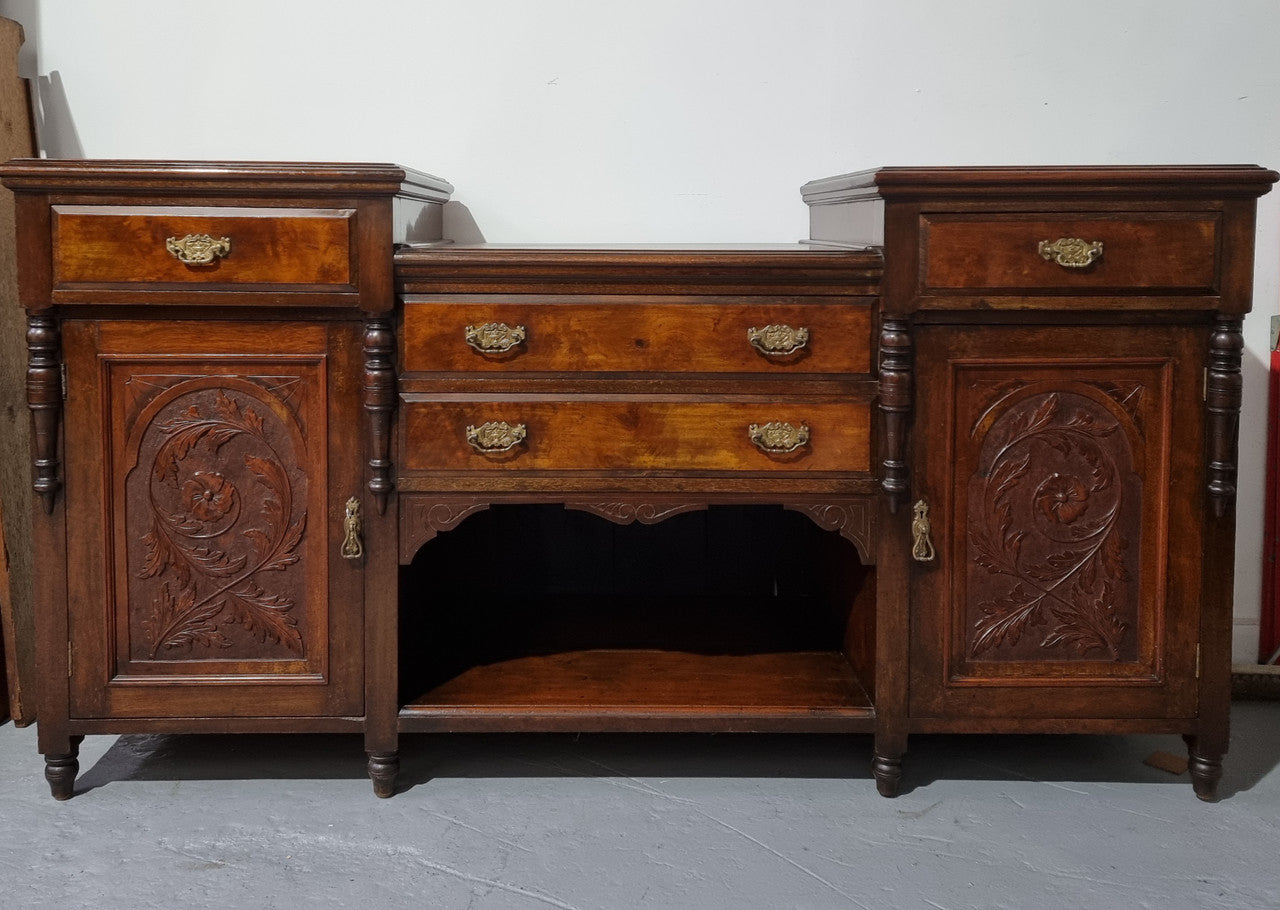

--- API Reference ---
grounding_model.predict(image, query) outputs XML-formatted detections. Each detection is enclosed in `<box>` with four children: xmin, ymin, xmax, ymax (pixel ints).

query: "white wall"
<box><xmin>5</xmin><ymin>0</ymin><xmax>1279</xmax><ymax>660</ymax></box>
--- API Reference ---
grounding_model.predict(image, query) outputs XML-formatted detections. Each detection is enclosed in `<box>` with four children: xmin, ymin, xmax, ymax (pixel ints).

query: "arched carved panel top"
<box><xmin>123</xmin><ymin>373</ymin><xmax>309</xmax><ymax>444</ymax></box>
<box><xmin>970</xmin><ymin>378</ymin><xmax>1148</xmax><ymax>444</ymax></box>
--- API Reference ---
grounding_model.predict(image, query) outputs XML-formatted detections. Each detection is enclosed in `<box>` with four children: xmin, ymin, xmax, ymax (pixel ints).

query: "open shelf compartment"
<box><xmin>398</xmin><ymin>504</ymin><xmax>877</xmax><ymax>734</ymax></box>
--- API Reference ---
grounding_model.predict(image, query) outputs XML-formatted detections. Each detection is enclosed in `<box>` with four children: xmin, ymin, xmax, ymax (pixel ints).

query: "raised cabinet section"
<box><xmin>803</xmin><ymin>164</ymin><xmax>1277</xmax><ymax>800</ymax></box>
<box><xmin>1</xmin><ymin>160</ymin><xmax>453</xmax><ymax>799</ymax></box>
<box><xmin>61</xmin><ymin>321</ymin><xmax>365</xmax><ymax>719</ymax></box>
<box><xmin>909</xmin><ymin>324</ymin><xmax>1202</xmax><ymax>721</ymax></box>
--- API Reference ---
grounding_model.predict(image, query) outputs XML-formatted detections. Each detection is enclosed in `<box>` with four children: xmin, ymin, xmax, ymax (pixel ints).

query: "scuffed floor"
<box><xmin>1</xmin><ymin>704</ymin><xmax>1278</xmax><ymax>909</ymax></box>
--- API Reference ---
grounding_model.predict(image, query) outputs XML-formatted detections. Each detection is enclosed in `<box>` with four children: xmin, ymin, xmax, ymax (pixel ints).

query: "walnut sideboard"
<box><xmin>2</xmin><ymin>160</ymin><xmax>1274</xmax><ymax>801</ymax></box>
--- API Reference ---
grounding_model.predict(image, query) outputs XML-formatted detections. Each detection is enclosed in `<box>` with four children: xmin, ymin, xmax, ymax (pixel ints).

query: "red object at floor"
<box><xmin>1261</xmin><ymin>348</ymin><xmax>1280</xmax><ymax>662</ymax></box>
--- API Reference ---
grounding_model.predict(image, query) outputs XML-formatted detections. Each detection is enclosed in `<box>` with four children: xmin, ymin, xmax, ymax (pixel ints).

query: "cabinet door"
<box><xmin>62</xmin><ymin>320</ymin><xmax>364</xmax><ymax>719</ymax></box>
<box><xmin>910</xmin><ymin>325</ymin><xmax>1202</xmax><ymax>721</ymax></box>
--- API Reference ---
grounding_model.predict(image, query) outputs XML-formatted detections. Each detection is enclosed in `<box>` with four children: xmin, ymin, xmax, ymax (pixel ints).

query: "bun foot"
<box><xmin>1188</xmin><ymin>751</ymin><xmax>1223</xmax><ymax>802</ymax></box>
<box><xmin>872</xmin><ymin>752</ymin><xmax>903</xmax><ymax>797</ymax></box>
<box><xmin>368</xmin><ymin>751</ymin><xmax>400</xmax><ymax>798</ymax></box>
<box><xmin>45</xmin><ymin>753</ymin><xmax>79</xmax><ymax>800</ymax></box>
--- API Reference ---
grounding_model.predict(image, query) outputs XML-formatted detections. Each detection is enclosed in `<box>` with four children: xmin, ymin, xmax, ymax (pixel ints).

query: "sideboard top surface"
<box><xmin>802</xmin><ymin>164</ymin><xmax>1279</xmax><ymax>206</ymax></box>
<box><xmin>0</xmin><ymin>158</ymin><xmax>455</xmax><ymax>201</ymax></box>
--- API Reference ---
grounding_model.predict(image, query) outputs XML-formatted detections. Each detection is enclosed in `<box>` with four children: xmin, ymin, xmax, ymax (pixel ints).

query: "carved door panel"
<box><xmin>910</xmin><ymin>325</ymin><xmax>1203</xmax><ymax>720</ymax></box>
<box><xmin>62</xmin><ymin>320</ymin><xmax>364</xmax><ymax>719</ymax></box>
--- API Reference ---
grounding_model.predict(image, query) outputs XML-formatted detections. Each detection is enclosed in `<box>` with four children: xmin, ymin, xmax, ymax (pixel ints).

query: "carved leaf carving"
<box><xmin>143</xmin><ymin>583</ymin><xmax>231</xmax><ymax>654</ymax></box>
<box><xmin>136</xmin><ymin>387</ymin><xmax>307</xmax><ymax>659</ymax></box>
<box><xmin>1009</xmin><ymin>393</ymin><xmax>1058</xmax><ymax>442</ymax></box>
<box><xmin>1042</xmin><ymin>580</ymin><xmax>1128</xmax><ymax>657</ymax></box>
<box><xmin>140</xmin><ymin>518</ymin><xmax>187</xmax><ymax>588</ymax></box>
<box><xmin>971</xmin><ymin>583</ymin><xmax>1046</xmax><ymax>654</ymax></box>
<box><xmin>223</xmin><ymin>582</ymin><xmax>303</xmax><ymax>652</ymax></box>
<box><xmin>967</xmin><ymin>390</ymin><xmax>1137</xmax><ymax>662</ymax></box>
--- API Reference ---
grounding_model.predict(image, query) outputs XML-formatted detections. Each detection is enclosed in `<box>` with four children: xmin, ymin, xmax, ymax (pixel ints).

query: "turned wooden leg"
<box><xmin>1184</xmin><ymin>735</ymin><xmax>1223</xmax><ymax>801</ymax></box>
<box><xmin>44</xmin><ymin>735</ymin><xmax>84</xmax><ymax>801</ymax></box>
<box><xmin>368</xmin><ymin>750</ymin><xmax>400</xmax><ymax>798</ymax></box>
<box><xmin>872</xmin><ymin>751</ymin><xmax>904</xmax><ymax>797</ymax></box>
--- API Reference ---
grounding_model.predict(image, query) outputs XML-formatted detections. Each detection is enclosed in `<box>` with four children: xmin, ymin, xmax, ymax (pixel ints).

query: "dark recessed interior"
<box><xmin>399</xmin><ymin>504</ymin><xmax>874</xmax><ymax>712</ymax></box>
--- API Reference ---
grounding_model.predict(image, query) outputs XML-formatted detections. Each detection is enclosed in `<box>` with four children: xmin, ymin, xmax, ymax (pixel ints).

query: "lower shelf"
<box><xmin>399</xmin><ymin>649</ymin><xmax>875</xmax><ymax>733</ymax></box>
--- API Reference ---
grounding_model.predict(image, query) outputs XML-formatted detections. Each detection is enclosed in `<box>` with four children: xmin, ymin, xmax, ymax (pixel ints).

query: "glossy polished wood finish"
<box><xmin>920</xmin><ymin>213</ymin><xmax>1219</xmax><ymax>293</ymax></box>
<box><xmin>52</xmin><ymin>205</ymin><xmax>356</xmax><ymax>288</ymax></box>
<box><xmin>401</xmin><ymin>398</ymin><xmax>872</xmax><ymax>474</ymax></box>
<box><xmin>401</xmin><ymin>650</ymin><xmax>875</xmax><ymax>733</ymax></box>
<box><xmin>5</xmin><ymin>160</ymin><xmax>1275</xmax><ymax>803</ymax></box>
<box><xmin>402</xmin><ymin>298</ymin><xmax>874</xmax><ymax>374</ymax></box>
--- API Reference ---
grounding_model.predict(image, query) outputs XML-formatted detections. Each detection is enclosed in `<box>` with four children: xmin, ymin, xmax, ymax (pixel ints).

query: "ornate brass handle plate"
<box><xmin>747</xmin><ymin>324</ymin><xmax>809</xmax><ymax>356</ymax></box>
<box><xmin>466</xmin><ymin>421</ymin><xmax>527</xmax><ymax>453</ymax></box>
<box><xmin>465</xmin><ymin>322</ymin><xmax>527</xmax><ymax>354</ymax></box>
<box><xmin>340</xmin><ymin>496</ymin><xmax>364</xmax><ymax>560</ymax></box>
<box><xmin>166</xmin><ymin>233</ymin><xmax>232</xmax><ymax>265</ymax></box>
<box><xmin>1038</xmin><ymin>237</ymin><xmax>1103</xmax><ymax>269</ymax></box>
<box><xmin>911</xmin><ymin>499</ymin><xmax>936</xmax><ymax>563</ymax></box>
<box><xmin>749</xmin><ymin>421</ymin><xmax>810</xmax><ymax>454</ymax></box>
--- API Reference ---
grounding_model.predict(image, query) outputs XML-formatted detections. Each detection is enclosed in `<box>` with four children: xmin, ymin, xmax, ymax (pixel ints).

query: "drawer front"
<box><xmin>52</xmin><ymin>205</ymin><xmax>356</xmax><ymax>287</ymax></box>
<box><xmin>402</xmin><ymin>300</ymin><xmax>873</xmax><ymax>374</ymax></box>
<box><xmin>402</xmin><ymin>398</ymin><xmax>872</xmax><ymax>473</ymax></box>
<box><xmin>921</xmin><ymin>213</ymin><xmax>1219</xmax><ymax>293</ymax></box>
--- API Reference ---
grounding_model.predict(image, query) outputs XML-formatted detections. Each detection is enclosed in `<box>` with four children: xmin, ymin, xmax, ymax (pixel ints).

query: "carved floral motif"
<box><xmin>567</xmin><ymin>501</ymin><xmax>707</xmax><ymax>525</ymax></box>
<box><xmin>137</xmin><ymin>388</ymin><xmax>306</xmax><ymax>658</ymax></box>
<box><xmin>968</xmin><ymin>390</ymin><xmax>1138</xmax><ymax>661</ymax></box>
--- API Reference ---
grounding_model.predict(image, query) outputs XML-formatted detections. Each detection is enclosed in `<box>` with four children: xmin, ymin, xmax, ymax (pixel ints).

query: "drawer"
<box><xmin>402</xmin><ymin>299</ymin><xmax>873</xmax><ymax>374</ymax></box>
<box><xmin>401</xmin><ymin>398</ymin><xmax>872</xmax><ymax>473</ymax></box>
<box><xmin>921</xmin><ymin>212</ymin><xmax>1219</xmax><ymax>293</ymax></box>
<box><xmin>52</xmin><ymin>205</ymin><xmax>356</xmax><ymax>288</ymax></box>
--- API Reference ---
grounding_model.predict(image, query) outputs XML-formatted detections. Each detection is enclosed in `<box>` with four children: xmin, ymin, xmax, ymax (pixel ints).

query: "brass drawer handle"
<box><xmin>466</xmin><ymin>421</ymin><xmax>527</xmax><ymax>453</ymax></box>
<box><xmin>465</xmin><ymin>322</ymin><xmax>527</xmax><ymax>354</ymax></box>
<box><xmin>911</xmin><ymin>499</ymin><xmax>936</xmax><ymax>563</ymax></box>
<box><xmin>1038</xmin><ymin>238</ymin><xmax>1103</xmax><ymax>269</ymax></box>
<box><xmin>748</xmin><ymin>324</ymin><xmax>809</xmax><ymax>356</ymax></box>
<box><xmin>166</xmin><ymin>233</ymin><xmax>232</xmax><ymax>265</ymax></box>
<box><xmin>749</xmin><ymin>421</ymin><xmax>809</xmax><ymax>454</ymax></box>
<box><xmin>340</xmin><ymin>496</ymin><xmax>364</xmax><ymax>560</ymax></box>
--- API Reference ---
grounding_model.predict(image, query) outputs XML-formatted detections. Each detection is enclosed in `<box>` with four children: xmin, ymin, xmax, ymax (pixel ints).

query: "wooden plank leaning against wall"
<box><xmin>0</xmin><ymin>16</ymin><xmax>38</xmax><ymax>724</ymax></box>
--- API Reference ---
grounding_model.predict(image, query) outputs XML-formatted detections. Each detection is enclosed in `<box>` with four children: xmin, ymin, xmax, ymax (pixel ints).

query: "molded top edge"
<box><xmin>802</xmin><ymin>165</ymin><xmax>1278</xmax><ymax>204</ymax></box>
<box><xmin>394</xmin><ymin>242</ymin><xmax>883</xmax><ymax>266</ymax></box>
<box><xmin>393</xmin><ymin>243</ymin><xmax>885</xmax><ymax>286</ymax></box>
<box><xmin>397</xmin><ymin>242</ymin><xmax>872</xmax><ymax>252</ymax></box>
<box><xmin>0</xmin><ymin>158</ymin><xmax>454</xmax><ymax>201</ymax></box>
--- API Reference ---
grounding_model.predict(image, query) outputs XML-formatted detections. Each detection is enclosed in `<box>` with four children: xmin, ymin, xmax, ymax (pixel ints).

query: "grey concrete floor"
<box><xmin>1</xmin><ymin>704</ymin><xmax>1279</xmax><ymax>910</ymax></box>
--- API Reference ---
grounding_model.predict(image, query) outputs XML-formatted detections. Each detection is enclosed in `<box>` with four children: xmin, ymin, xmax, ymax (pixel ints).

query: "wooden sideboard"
<box><xmin>2</xmin><ymin>160</ymin><xmax>1274</xmax><ymax>801</ymax></box>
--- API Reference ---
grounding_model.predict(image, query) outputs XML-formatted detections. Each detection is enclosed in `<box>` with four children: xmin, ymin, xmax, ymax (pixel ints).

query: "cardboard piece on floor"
<box><xmin>1143</xmin><ymin>750</ymin><xmax>1190</xmax><ymax>776</ymax></box>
